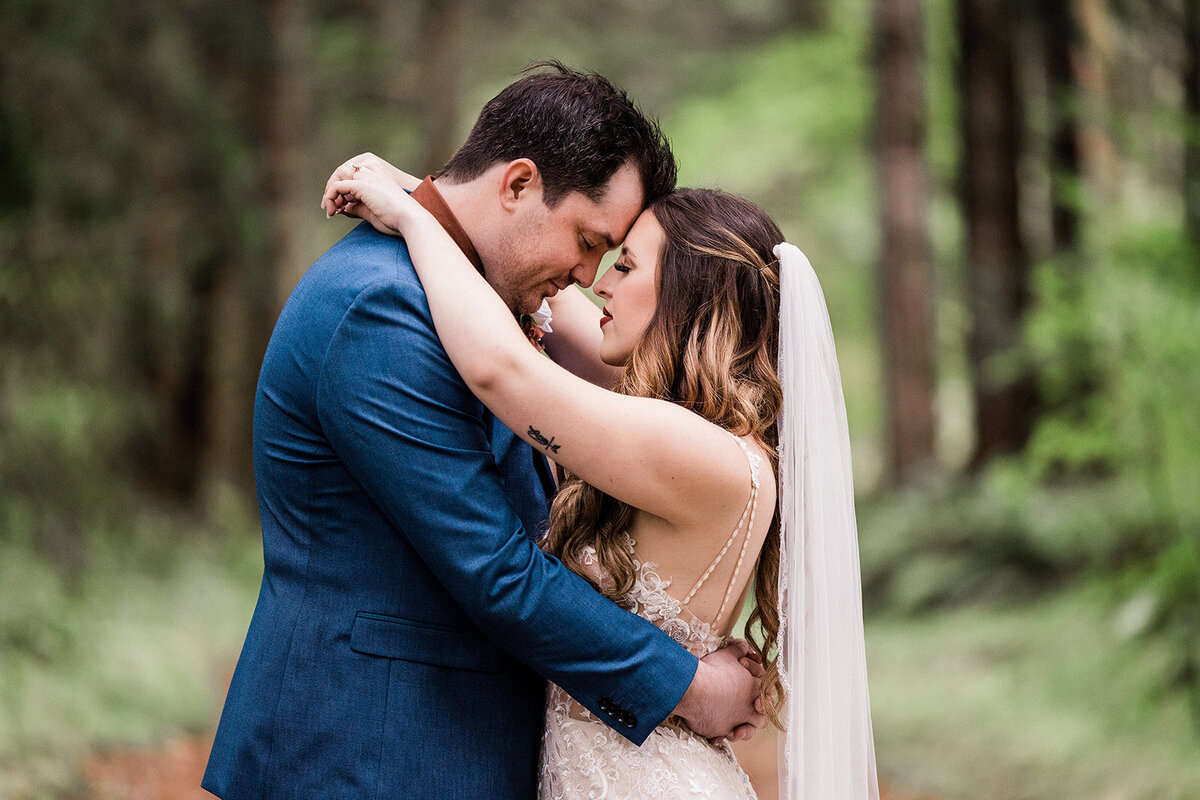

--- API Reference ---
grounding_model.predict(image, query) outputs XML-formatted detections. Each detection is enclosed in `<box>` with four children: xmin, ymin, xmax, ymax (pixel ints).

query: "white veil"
<box><xmin>773</xmin><ymin>243</ymin><xmax>879</xmax><ymax>800</ymax></box>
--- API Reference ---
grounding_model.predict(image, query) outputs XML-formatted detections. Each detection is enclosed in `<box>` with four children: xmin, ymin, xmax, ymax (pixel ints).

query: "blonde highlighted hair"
<box><xmin>542</xmin><ymin>188</ymin><xmax>786</xmax><ymax>724</ymax></box>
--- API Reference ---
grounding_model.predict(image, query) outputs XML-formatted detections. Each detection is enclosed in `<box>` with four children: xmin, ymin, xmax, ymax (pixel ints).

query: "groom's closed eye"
<box><xmin>582</xmin><ymin>228</ymin><xmax>616</xmax><ymax>251</ymax></box>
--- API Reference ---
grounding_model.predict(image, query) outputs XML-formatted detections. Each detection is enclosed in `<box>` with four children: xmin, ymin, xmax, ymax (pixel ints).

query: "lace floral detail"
<box><xmin>575</xmin><ymin>535</ymin><xmax>724</xmax><ymax>656</ymax></box>
<box><xmin>621</xmin><ymin>533</ymin><xmax>725</xmax><ymax>656</ymax></box>
<box><xmin>538</xmin><ymin>533</ymin><xmax>757</xmax><ymax>800</ymax></box>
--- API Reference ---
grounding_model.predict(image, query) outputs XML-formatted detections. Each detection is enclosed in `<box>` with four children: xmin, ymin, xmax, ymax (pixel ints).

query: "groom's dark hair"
<box><xmin>437</xmin><ymin>61</ymin><xmax>677</xmax><ymax>207</ymax></box>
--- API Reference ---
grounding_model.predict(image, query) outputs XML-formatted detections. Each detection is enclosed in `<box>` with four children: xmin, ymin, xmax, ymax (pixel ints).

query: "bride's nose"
<box><xmin>593</xmin><ymin>268</ymin><xmax>615</xmax><ymax>299</ymax></box>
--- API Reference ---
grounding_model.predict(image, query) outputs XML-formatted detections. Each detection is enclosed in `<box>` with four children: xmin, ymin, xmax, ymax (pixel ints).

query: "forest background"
<box><xmin>1</xmin><ymin>0</ymin><xmax>1198</xmax><ymax>797</ymax></box>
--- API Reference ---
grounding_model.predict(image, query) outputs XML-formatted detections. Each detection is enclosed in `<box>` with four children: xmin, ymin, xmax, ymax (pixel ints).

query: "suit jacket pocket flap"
<box><xmin>350</xmin><ymin>612</ymin><xmax>504</xmax><ymax>673</ymax></box>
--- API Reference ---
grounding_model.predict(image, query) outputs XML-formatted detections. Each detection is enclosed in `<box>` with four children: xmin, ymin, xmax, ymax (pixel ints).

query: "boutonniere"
<box><xmin>519</xmin><ymin>299</ymin><xmax>554</xmax><ymax>353</ymax></box>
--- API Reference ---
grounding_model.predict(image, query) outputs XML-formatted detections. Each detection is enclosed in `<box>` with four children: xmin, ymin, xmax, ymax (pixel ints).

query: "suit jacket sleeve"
<box><xmin>315</xmin><ymin>273</ymin><xmax>697</xmax><ymax>745</ymax></box>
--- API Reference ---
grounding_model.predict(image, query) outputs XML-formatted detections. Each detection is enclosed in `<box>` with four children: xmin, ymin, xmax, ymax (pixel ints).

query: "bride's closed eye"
<box><xmin>611</xmin><ymin>261</ymin><xmax>632</xmax><ymax>273</ymax></box>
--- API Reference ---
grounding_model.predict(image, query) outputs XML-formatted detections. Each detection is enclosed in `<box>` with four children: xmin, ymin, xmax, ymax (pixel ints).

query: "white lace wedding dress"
<box><xmin>538</xmin><ymin>438</ymin><xmax>762</xmax><ymax>800</ymax></box>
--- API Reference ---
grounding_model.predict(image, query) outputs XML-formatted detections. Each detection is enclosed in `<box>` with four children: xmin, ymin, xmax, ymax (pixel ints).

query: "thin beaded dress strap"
<box><xmin>681</xmin><ymin>434</ymin><xmax>762</xmax><ymax>628</ymax></box>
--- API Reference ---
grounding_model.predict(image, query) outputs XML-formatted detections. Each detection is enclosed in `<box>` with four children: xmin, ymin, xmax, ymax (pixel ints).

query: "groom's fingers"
<box><xmin>725</xmin><ymin>638</ymin><xmax>763</xmax><ymax>664</ymax></box>
<box><xmin>730</xmin><ymin>714</ymin><xmax>766</xmax><ymax>741</ymax></box>
<box><xmin>739</xmin><ymin>657</ymin><xmax>765</xmax><ymax>678</ymax></box>
<box><xmin>725</xmin><ymin>638</ymin><xmax>752</xmax><ymax>659</ymax></box>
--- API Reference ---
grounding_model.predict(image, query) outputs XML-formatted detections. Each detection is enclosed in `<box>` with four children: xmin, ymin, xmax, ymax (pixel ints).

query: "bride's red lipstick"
<box><xmin>599</xmin><ymin>309</ymin><xmax>613</xmax><ymax>329</ymax></box>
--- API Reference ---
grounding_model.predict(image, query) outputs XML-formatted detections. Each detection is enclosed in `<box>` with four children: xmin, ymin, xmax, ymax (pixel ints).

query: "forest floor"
<box><xmin>10</xmin><ymin>540</ymin><xmax>1196</xmax><ymax>800</ymax></box>
<box><xmin>75</xmin><ymin>727</ymin><xmax>934</xmax><ymax>800</ymax></box>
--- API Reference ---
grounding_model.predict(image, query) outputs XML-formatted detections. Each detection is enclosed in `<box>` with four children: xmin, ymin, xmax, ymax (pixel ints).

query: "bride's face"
<box><xmin>593</xmin><ymin>209</ymin><xmax>663</xmax><ymax>366</ymax></box>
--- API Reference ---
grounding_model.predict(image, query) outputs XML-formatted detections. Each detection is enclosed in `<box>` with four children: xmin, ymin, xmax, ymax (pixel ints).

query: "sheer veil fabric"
<box><xmin>773</xmin><ymin>243</ymin><xmax>879</xmax><ymax>800</ymax></box>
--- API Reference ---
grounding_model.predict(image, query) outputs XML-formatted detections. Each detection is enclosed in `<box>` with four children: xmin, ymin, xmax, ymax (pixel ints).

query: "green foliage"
<box><xmin>859</xmin><ymin>468</ymin><xmax>1161</xmax><ymax>613</ymax></box>
<box><xmin>1</xmin><ymin>0</ymin><xmax>151</xmax><ymax>556</ymax></box>
<box><xmin>0</xmin><ymin>0</ymin><xmax>275</xmax><ymax>555</ymax></box>
<box><xmin>868</xmin><ymin>586</ymin><xmax>1200</xmax><ymax>800</ymax></box>
<box><xmin>1026</xmin><ymin>226</ymin><xmax>1200</xmax><ymax>511</ymax></box>
<box><xmin>860</xmin><ymin>217</ymin><xmax>1200</xmax><ymax>721</ymax></box>
<box><xmin>1023</xmin><ymin>222</ymin><xmax>1200</xmax><ymax>715</ymax></box>
<box><xmin>0</xmin><ymin>496</ymin><xmax>262</xmax><ymax>795</ymax></box>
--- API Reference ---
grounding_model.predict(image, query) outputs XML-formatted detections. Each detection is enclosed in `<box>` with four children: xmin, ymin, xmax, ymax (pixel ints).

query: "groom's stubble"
<box><xmin>460</xmin><ymin>163</ymin><xmax>646</xmax><ymax>317</ymax></box>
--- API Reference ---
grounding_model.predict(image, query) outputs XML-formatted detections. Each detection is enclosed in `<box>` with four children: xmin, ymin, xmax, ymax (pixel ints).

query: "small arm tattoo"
<box><xmin>527</xmin><ymin>425</ymin><xmax>561</xmax><ymax>454</ymax></box>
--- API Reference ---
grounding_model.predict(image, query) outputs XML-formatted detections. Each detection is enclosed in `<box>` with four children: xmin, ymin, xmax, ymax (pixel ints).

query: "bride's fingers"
<box><xmin>326</xmin><ymin>193</ymin><xmax>348</xmax><ymax>218</ymax></box>
<box><xmin>322</xmin><ymin>165</ymin><xmax>352</xmax><ymax>212</ymax></box>
<box><xmin>322</xmin><ymin>158</ymin><xmax>375</xmax><ymax>214</ymax></box>
<box><xmin>326</xmin><ymin>183</ymin><xmax>400</xmax><ymax>237</ymax></box>
<box><xmin>326</xmin><ymin>174</ymin><xmax>370</xmax><ymax>218</ymax></box>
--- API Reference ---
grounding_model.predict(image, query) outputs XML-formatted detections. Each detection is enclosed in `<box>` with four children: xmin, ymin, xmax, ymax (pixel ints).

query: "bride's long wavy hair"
<box><xmin>542</xmin><ymin>188</ymin><xmax>786</xmax><ymax>723</ymax></box>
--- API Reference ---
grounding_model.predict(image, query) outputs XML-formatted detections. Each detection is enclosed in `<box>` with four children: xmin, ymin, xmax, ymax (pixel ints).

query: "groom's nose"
<box><xmin>569</xmin><ymin>257</ymin><xmax>602</xmax><ymax>289</ymax></box>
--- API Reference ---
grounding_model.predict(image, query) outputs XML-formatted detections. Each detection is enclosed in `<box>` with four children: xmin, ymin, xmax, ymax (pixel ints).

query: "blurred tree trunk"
<box><xmin>1025</xmin><ymin>0</ymin><xmax>1099</xmax><ymax>431</ymax></box>
<box><xmin>202</xmin><ymin>257</ymin><xmax>257</xmax><ymax>494</ymax></box>
<box><xmin>140</xmin><ymin>124</ymin><xmax>204</xmax><ymax>499</ymax></box>
<box><xmin>785</xmin><ymin>0</ymin><xmax>829</xmax><ymax>31</ymax></box>
<box><xmin>1072</xmin><ymin>0</ymin><xmax>1116</xmax><ymax>194</ymax></box>
<box><xmin>265</xmin><ymin>0</ymin><xmax>313</xmax><ymax>309</ymax></box>
<box><xmin>136</xmin><ymin>5</ymin><xmax>275</xmax><ymax>498</ymax></box>
<box><xmin>418</xmin><ymin>0</ymin><xmax>469</xmax><ymax>172</ymax></box>
<box><xmin>875</xmin><ymin>0</ymin><xmax>936</xmax><ymax>480</ymax></box>
<box><xmin>957</xmin><ymin>0</ymin><xmax>1034</xmax><ymax>467</ymax></box>
<box><xmin>198</xmin><ymin>0</ymin><xmax>314</xmax><ymax>493</ymax></box>
<box><xmin>1039</xmin><ymin>0</ymin><xmax>1082</xmax><ymax>253</ymax></box>
<box><xmin>1185</xmin><ymin>0</ymin><xmax>1200</xmax><ymax>242</ymax></box>
<box><xmin>191</xmin><ymin>0</ymin><xmax>312</xmax><ymax>494</ymax></box>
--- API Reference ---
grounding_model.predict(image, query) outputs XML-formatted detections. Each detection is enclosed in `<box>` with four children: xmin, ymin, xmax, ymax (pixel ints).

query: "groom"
<box><xmin>203</xmin><ymin>64</ymin><xmax>763</xmax><ymax>799</ymax></box>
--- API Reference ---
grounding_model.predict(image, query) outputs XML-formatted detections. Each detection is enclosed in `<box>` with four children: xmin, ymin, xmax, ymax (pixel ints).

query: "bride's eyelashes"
<box><xmin>611</xmin><ymin>261</ymin><xmax>631</xmax><ymax>273</ymax></box>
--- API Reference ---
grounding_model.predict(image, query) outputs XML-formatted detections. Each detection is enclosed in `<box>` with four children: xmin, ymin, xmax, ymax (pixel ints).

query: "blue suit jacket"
<box><xmin>203</xmin><ymin>223</ymin><xmax>697</xmax><ymax>799</ymax></box>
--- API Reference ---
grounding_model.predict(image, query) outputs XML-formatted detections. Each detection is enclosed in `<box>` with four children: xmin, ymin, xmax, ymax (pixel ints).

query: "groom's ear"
<box><xmin>498</xmin><ymin>159</ymin><xmax>542</xmax><ymax>211</ymax></box>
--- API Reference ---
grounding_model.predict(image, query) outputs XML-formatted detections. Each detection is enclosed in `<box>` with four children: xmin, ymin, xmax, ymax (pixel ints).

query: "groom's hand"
<box><xmin>673</xmin><ymin>639</ymin><xmax>766</xmax><ymax>742</ymax></box>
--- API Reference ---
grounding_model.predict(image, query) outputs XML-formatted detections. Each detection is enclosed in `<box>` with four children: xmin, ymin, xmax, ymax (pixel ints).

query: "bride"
<box><xmin>323</xmin><ymin>161</ymin><xmax>878</xmax><ymax>800</ymax></box>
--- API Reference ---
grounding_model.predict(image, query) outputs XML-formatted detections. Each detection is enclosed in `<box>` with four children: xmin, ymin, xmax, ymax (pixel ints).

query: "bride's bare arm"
<box><xmin>327</xmin><ymin>166</ymin><xmax>750</xmax><ymax>532</ymax></box>
<box><xmin>322</xmin><ymin>154</ymin><xmax>621</xmax><ymax>389</ymax></box>
<box><xmin>541</xmin><ymin>287</ymin><xmax>624</xmax><ymax>389</ymax></box>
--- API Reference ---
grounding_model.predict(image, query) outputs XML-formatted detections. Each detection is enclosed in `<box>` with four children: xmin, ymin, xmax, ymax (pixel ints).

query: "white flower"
<box><xmin>530</xmin><ymin>298</ymin><xmax>554</xmax><ymax>333</ymax></box>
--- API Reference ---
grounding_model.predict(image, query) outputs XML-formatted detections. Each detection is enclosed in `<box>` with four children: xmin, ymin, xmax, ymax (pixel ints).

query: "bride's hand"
<box><xmin>321</xmin><ymin>152</ymin><xmax>421</xmax><ymax>218</ymax></box>
<box><xmin>325</xmin><ymin>164</ymin><xmax>430</xmax><ymax>238</ymax></box>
